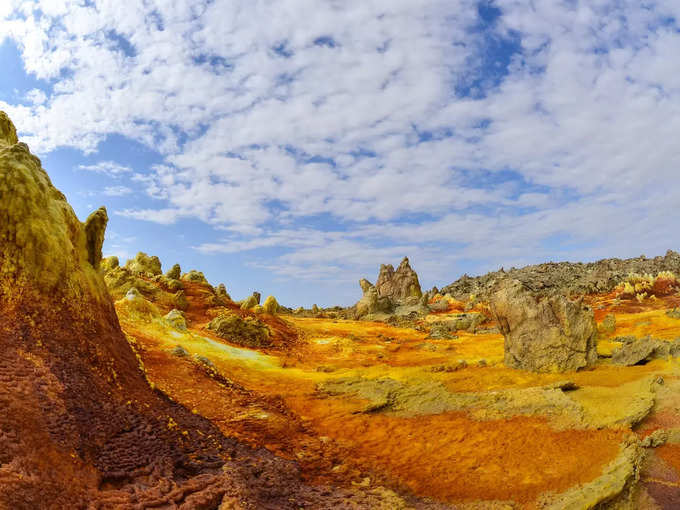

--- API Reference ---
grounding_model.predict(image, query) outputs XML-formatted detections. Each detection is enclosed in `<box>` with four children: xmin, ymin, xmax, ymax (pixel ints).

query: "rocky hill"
<box><xmin>441</xmin><ymin>250</ymin><xmax>680</xmax><ymax>300</ymax></box>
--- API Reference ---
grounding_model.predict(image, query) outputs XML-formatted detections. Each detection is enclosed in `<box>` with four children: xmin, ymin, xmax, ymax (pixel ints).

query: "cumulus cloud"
<box><xmin>78</xmin><ymin>161</ymin><xmax>132</xmax><ymax>176</ymax></box>
<box><xmin>2</xmin><ymin>0</ymin><xmax>680</xmax><ymax>293</ymax></box>
<box><xmin>102</xmin><ymin>185</ymin><xmax>133</xmax><ymax>196</ymax></box>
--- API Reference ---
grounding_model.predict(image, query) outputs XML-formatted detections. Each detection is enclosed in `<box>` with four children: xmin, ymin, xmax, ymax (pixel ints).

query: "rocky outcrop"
<box><xmin>124</xmin><ymin>251</ymin><xmax>162</xmax><ymax>276</ymax></box>
<box><xmin>611</xmin><ymin>336</ymin><xmax>680</xmax><ymax>365</ymax></box>
<box><xmin>240</xmin><ymin>294</ymin><xmax>259</xmax><ymax>310</ymax></box>
<box><xmin>442</xmin><ymin>250</ymin><xmax>680</xmax><ymax>300</ymax></box>
<box><xmin>163</xmin><ymin>309</ymin><xmax>187</xmax><ymax>330</ymax></box>
<box><xmin>165</xmin><ymin>262</ymin><xmax>181</xmax><ymax>280</ymax></box>
<box><xmin>207</xmin><ymin>312</ymin><xmax>272</xmax><ymax>348</ymax></box>
<box><xmin>490</xmin><ymin>279</ymin><xmax>598</xmax><ymax>373</ymax></box>
<box><xmin>216</xmin><ymin>283</ymin><xmax>231</xmax><ymax>301</ymax></box>
<box><xmin>263</xmin><ymin>295</ymin><xmax>280</xmax><ymax>314</ymax></box>
<box><xmin>375</xmin><ymin>257</ymin><xmax>422</xmax><ymax>302</ymax></box>
<box><xmin>355</xmin><ymin>257</ymin><xmax>424</xmax><ymax>319</ymax></box>
<box><xmin>181</xmin><ymin>269</ymin><xmax>209</xmax><ymax>283</ymax></box>
<box><xmin>84</xmin><ymin>206</ymin><xmax>108</xmax><ymax>269</ymax></box>
<box><xmin>356</xmin><ymin>282</ymin><xmax>393</xmax><ymax>317</ymax></box>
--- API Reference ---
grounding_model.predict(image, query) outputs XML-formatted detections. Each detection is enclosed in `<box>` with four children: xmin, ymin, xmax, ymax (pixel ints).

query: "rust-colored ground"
<box><xmin>110</xmin><ymin>282</ymin><xmax>680</xmax><ymax>508</ymax></box>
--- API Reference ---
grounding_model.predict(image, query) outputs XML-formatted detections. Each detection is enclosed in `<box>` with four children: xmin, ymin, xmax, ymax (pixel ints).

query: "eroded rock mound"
<box><xmin>207</xmin><ymin>311</ymin><xmax>272</xmax><ymax>348</ymax></box>
<box><xmin>611</xmin><ymin>336</ymin><xmax>680</xmax><ymax>366</ymax></box>
<box><xmin>125</xmin><ymin>251</ymin><xmax>162</xmax><ymax>276</ymax></box>
<box><xmin>490</xmin><ymin>279</ymin><xmax>598</xmax><ymax>373</ymax></box>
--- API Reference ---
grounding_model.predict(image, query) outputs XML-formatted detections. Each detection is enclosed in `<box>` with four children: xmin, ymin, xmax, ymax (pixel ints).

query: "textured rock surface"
<box><xmin>355</xmin><ymin>282</ymin><xmax>393</xmax><ymax>318</ymax></box>
<box><xmin>165</xmin><ymin>262</ymin><xmax>181</xmax><ymax>280</ymax></box>
<box><xmin>163</xmin><ymin>309</ymin><xmax>187</xmax><ymax>330</ymax></box>
<box><xmin>490</xmin><ymin>279</ymin><xmax>598</xmax><ymax>373</ymax></box>
<box><xmin>84</xmin><ymin>206</ymin><xmax>108</xmax><ymax>269</ymax></box>
<box><xmin>181</xmin><ymin>269</ymin><xmax>209</xmax><ymax>283</ymax></box>
<box><xmin>375</xmin><ymin>257</ymin><xmax>422</xmax><ymax>302</ymax></box>
<box><xmin>355</xmin><ymin>257</ymin><xmax>423</xmax><ymax>319</ymax></box>
<box><xmin>207</xmin><ymin>311</ymin><xmax>272</xmax><ymax>348</ymax></box>
<box><xmin>442</xmin><ymin>250</ymin><xmax>680</xmax><ymax>300</ymax></box>
<box><xmin>611</xmin><ymin>336</ymin><xmax>680</xmax><ymax>366</ymax></box>
<box><xmin>263</xmin><ymin>295</ymin><xmax>280</xmax><ymax>314</ymax></box>
<box><xmin>124</xmin><ymin>251</ymin><xmax>163</xmax><ymax>276</ymax></box>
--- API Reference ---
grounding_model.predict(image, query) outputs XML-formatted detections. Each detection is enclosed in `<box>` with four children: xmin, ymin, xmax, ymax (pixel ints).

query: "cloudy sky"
<box><xmin>1</xmin><ymin>0</ymin><xmax>679</xmax><ymax>306</ymax></box>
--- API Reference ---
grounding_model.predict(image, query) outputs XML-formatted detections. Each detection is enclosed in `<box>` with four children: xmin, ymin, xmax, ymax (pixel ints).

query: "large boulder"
<box><xmin>263</xmin><ymin>295</ymin><xmax>280</xmax><ymax>314</ymax></box>
<box><xmin>207</xmin><ymin>312</ymin><xmax>271</xmax><ymax>348</ymax></box>
<box><xmin>611</xmin><ymin>336</ymin><xmax>680</xmax><ymax>365</ymax></box>
<box><xmin>490</xmin><ymin>279</ymin><xmax>598</xmax><ymax>373</ymax></box>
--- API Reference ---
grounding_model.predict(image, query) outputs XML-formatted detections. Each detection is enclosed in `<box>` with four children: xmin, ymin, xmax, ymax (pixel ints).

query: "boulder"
<box><xmin>84</xmin><ymin>207</ymin><xmax>108</xmax><ymax>269</ymax></box>
<box><xmin>207</xmin><ymin>312</ymin><xmax>271</xmax><ymax>348</ymax></box>
<box><xmin>611</xmin><ymin>336</ymin><xmax>680</xmax><ymax>365</ymax></box>
<box><xmin>490</xmin><ymin>279</ymin><xmax>598</xmax><ymax>373</ymax></box>
<box><xmin>165</xmin><ymin>263</ymin><xmax>181</xmax><ymax>280</ymax></box>
<box><xmin>263</xmin><ymin>295</ymin><xmax>280</xmax><ymax>314</ymax></box>
<box><xmin>252</xmin><ymin>291</ymin><xmax>261</xmax><ymax>304</ymax></box>
<box><xmin>163</xmin><ymin>309</ymin><xmax>187</xmax><ymax>331</ymax></box>
<box><xmin>125</xmin><ymin>252</ymin><xmax>162</xmax><ymax>277</ymax></box>
<box><xmin>181</xmin><ymin>269</ymin><xmax>209</xmax><ymax>284</ymax></box>
<box><xmin>240</xmin><ymin>294</ymin><xmax>259</xmax><ymax>310</ymax></box>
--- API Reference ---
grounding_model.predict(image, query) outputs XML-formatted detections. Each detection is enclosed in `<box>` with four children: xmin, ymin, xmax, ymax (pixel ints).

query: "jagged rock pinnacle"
<box><xmin>0</xmin><ymin>111</ymin><xmax>18</xmax><ymax>147</ymax></box>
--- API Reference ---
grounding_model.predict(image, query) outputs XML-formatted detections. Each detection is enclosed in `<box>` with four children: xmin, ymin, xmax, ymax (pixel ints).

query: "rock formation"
<box><xmin>611</xmin><ymin>336</ymin><xmax>680</xmax><ymax>366</ymax></box>
<box><xmin>490</xmin><ymin>279</ymin><xmax>598</xmax><ymax>373</ymax></box>
<box><xmin>263</xmin><ymin>295</ymin><xmax>280</xmax><ymax>314</ymax></box>
<box><xmin>375</xmin><ymin>257</ymin><xmax>422</xmax><ymax>302</ymax></box>
<box><xmin>165</xmin><ymin>262</ymin><xmax>181</xmax><ymax>280</ymax></box>
<box><xmin>442</xmin><ymin>250</ymin><xmax>680</xmax><ymax>300</ymax></box>
<box><xmin>355</xmin><ymin>257</ymin><xmax>424</xmax><ymax>318</ymax></box>
<box><xmin>124</xmin><ymin>251</ymin><xmax>163</xmax><ymax>276</ymax></box>
<box><xmin>207</xmin><ymin>312</ymin><xmax>272</xmax><ymax>348</ymax></box>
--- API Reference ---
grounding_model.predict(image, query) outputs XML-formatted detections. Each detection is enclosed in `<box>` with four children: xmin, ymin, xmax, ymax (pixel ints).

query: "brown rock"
<box><xmin>490</xmin><ymin>279</ymin><xmax>598</xmax><ymax>373</ymax></box>
<box><xmin>375</xmin><ymin>257</ymin><xmax>422</xmax><ymax>302</ymax></box>
<box><xmin>84</xmin><ymin>206</ymin><xmax>108</xmax><ymax>269</ymax></box>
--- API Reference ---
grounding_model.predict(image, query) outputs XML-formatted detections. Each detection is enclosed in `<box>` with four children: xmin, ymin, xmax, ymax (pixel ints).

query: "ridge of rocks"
<box><xmin>442</xmin><ymin>250</ymin><xmax>680</xmax><ymax>300</ymax></box>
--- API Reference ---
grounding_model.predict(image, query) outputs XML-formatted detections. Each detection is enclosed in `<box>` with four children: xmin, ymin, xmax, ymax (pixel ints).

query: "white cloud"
<box><xmin>102</xmin><ymin>185</ymin><xmax>133</xmax><ymax>196</ymax></box>
<box><xmin>116</xmin><ymin>208</ymin><xmax>183</xmax><ymax>225</ymax></box>
<box><xmin>78</xmin><ymin>161</ymin><xmax>132</xmax><ymax>176</ymax></box>
<box><xmin>2</xmin><ymin>0</ymin><xmax>680</xmax><ymax>295</ymax></box>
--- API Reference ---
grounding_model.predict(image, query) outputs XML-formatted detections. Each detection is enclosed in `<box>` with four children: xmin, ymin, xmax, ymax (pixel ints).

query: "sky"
<box><xmin>1</xmin><ymin>0</ymin><xmax>679</xmax><ymax>307</ymax></box>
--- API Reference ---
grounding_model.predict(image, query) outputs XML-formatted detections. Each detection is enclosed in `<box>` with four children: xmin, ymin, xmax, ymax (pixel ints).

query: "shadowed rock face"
<box><xmin>490</xmin><ymin>279</ymin><xmax>598</xmax><ymax>373</ymax></box>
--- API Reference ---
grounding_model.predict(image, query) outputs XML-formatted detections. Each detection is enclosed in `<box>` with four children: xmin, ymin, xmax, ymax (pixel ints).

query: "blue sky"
<box><xmin>2</xmin><ymin>0</ymin><xmax>680</xmax><ymax>306</ymax></box>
